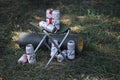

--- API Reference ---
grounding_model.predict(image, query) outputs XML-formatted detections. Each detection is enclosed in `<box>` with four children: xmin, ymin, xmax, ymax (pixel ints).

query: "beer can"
<box><xmin>67</xmin><ymin>40</ymin><xmax>75</xmax><ymax>50</ymax></box>
<box><xmin>26</xmin><ymin>44</ymin><xmax>36</xmax><ymax>64</ymax></box>
<box><xmin>50</xmin><ymin>39</ymin><xmax>59</xmax><ymax>58</ymax></box>
<box><xmin>39</xmin><ymin>21</ymin><xmax>47</xmax><ymax>29</ymax></box>
<box><xmin>39</xmin><ymin>21</ymin><xmax>55</xmax><ymax>32</ymax></box>
<box><xmin>56</xmin><ymin>50</ymin><xmax>67</xmax><ymax>62</ymax></box>
<box><xmin>26</xmin><ymin>44</ymin><xmax>34</xmax><ymax>54</ymax></box>
<box><xmin>46</xmin><ymin>9</ymin><xmax>53</xmax><ymax>18</ymax></box>
<box><xmin>57</xmin><ymin>54</ymin><xmax>64</xmax><ymax>62</ymax></box>
<box><xmin>67</xmin><ymin>40</ymin><xmax>75</xmax><ymax>60</ymax></box>
<box><xmin>27</xmin><ymin>53</ymin><xmax>36</xmax><ymax>64</ymax></box>
<box><xmin>52</xmin><ymin>10</ymin><xmax>60</xmax><ymax>20</ymax></box>
<box><xmin>18</xmin><ymin>54</ymin><xmax>28</xmax><ymax>64</ymax></box>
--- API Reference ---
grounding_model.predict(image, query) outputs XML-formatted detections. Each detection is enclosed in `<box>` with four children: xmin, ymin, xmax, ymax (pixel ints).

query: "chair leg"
<box><xmin>34</xmin><ymin>35</ymin><xmax>47</xmax><ymax>53</ymax></box>
<box><xmin>44</xmin><ymin>30</ymin><xmax>71</xmax><ymax>68</ymax></box>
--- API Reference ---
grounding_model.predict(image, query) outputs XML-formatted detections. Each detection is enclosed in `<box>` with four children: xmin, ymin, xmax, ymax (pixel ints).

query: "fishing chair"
<box><xmin>30</xmin><ymin>22</ymin><xmax>71</xmax><ymax>67</ymax></box>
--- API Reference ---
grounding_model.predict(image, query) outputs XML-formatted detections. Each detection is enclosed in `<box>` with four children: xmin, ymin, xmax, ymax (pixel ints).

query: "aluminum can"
<box><xmin>50</xmin><ymin>39</ymin><xmax>59</xmax><ymax>58</ymax></box>
<box><xmin>67</xmin><ymin>40</ymin><xmax>75</xmax><ymax>60</ymax></box>
<box><xmin>18</xmin><ymin>54</ymin><xmax>28</xmax><ymax>64</ymax></box>
<box><xmin>27</xmin><ymin>53</ymin><xmax>36</xmax><ymax>64</ymax></box>
<box><xmin>46</xmin><ymin>9</ymin><xmax>53</xmax><ymax>18</ymax></box>
<box><xmin>57</xmin><ymin>50</ymin><xmax>67</xmax><ymax>62</ymax></box>
<box><xmin>57</xmin><ymin>54</ymin><xmax>64</xmax><ymax>62</ymax></box>
<box><xmin>39</xmin><ymin>21</ymin><xmax>47</xmax><ymax>29</ymax></box>
<box><xmin>67</xmin><ymin>40</ymin><xmax>75</xmax><ymax>50</ymax></box>
<box><xmin>39</xmin><ymin>21</ymin><xmax>55</xmax><ymax>32</ymax></box>
<box><xmin>26</xmin><ymin>44</ymin><xmax>34</xmax><ymax>54</ymax></box>
<box><xmin>26</xmin><ymin>44</ymin><xmax>36</xmax><ymax>64</ymax></box>
<box><xmin>52</xmin><ymin>10</ymin><xmax>60</xmax><ymax>20</ymax></box>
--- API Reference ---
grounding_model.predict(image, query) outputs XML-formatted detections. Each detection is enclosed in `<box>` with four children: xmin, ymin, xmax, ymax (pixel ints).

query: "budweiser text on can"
<box><xmin>50</xmin><ymin>39</ymin><xmax>59</xmax><ymax>58</ymax></box>
<box><xmin>67</xmin><ymin>40</ymin><xmax>75</xmax><ymax>60</ymax></box>
<box><xmin>18</xmin><ymin>54</ymin><xmax>28</xmax><ymax>64</ymax></box>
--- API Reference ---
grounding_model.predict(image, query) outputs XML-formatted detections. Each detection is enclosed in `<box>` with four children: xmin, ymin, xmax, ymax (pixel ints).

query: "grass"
<box><xmin>0</xmin><ymin>0</ymin><xmax>120</xmax><ymax>80</ymax></box>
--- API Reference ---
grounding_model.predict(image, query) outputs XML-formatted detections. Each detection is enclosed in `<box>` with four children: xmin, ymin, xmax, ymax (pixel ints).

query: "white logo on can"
<box><xmin>27</xmin><ymin>54</ymin><xmax>36</xmax><ymax>64</ymax></box>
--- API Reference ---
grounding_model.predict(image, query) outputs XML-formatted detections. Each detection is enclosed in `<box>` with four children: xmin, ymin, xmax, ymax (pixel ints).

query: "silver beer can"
<box><xmin>67</xmin><ymin>40</ymin><xmax>75</xmax><ymax>50</ymax></box>
<box><xmin>67</xmin><ymin>40</ymin><xmax>75</xmax><ymax>60</ymax></box>
<box><xmin>18</xmin><ymin>54</ymin><xmax>28</xmax><ymax>64</ymax></box>
<box><xmin>26</xmin><ymin>44</ymin><xmax>34</xmax><ymax>54</ymax></box>
<box><xmin>39</xmin><ymin>21</ymin><xmax>47</xmax><ymax>29</ymax></box>
<box><xmin>39</xmin><ymin>21</ymin><xmax>55</xmax><ymax>32</ymax></box>
<box><xmin>26</xmin><ymin>44</ymin><xmax>36</xmax><ymax>64</ymax></box>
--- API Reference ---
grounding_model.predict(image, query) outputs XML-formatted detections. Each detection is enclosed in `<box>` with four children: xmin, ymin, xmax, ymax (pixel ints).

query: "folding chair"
<box><xmin>30</xmin><ymin>22</ymin><xmax>71</xmax><ymax>68</ymax></box>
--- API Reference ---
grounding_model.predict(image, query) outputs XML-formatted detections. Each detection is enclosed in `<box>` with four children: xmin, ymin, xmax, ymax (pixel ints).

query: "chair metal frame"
<box><xmin>31</xmin><ymin>22</ymin><xmax>71</xmax><ymax>67</ymax></box>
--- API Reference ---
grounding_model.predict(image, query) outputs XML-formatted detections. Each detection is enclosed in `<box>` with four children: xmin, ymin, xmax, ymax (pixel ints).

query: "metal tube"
<box><xmin>34</xmin><ymin>35</ymin><xmax>47</xmax><ymax>53</ymax></box>
<box><xmin>44</xmin><ymin>30</ymin><xmax>70</xmax><ymax>67</ymax></box>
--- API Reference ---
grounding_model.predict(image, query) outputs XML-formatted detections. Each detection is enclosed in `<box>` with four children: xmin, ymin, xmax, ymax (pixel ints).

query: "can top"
<box><xmin>26</xmin><ymin>44</ymin><xmax>33</xmax><ymax>47</ymax></box>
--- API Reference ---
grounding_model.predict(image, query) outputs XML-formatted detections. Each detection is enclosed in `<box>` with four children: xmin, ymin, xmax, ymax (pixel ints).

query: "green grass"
<box><xmin>0</xmin><ymin>0</ymin><xmax>120</xmax><ymax>80</ymax></box>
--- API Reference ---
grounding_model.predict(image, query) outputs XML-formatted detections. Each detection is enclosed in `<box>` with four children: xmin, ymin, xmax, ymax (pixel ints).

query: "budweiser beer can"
<box><xmin>50</xmin><ymin>39</ymin><xmax>59</xmax><ymax>58</ymax></box>
<box><xmin>26</xmin><ymin>44</ymin><xmax>34</xmax><ymax>54</ymax></box>
<box><xmin>18</xmin><ymin>54</ymin><xmax>28</xmax><ymax>64</ymax></box>
<box><xmin>27</xmin><ymin>53</ymin><xmax>36</xmax><ymax>64</ymax></box>
<box><xmin>46</xmin><ymin>9</ymin><xmax>53</xmax><ymax>18</ymax></box>
<box><xmin>67</xmin><ymin>40</ymin><xmax>75</xmax><ymax>60</ymax></box>
<box><xmin>39</xmin><ymin>21</ymin><xmax>55</xmax><ymax>32</ymax></box>
<box><xmin>26</xmin><ymin>44</ymin><xmax>36</xmax><ymax>64</ymax></box>
<box><xmin>39</xmin><ymin>21</ymin><xmax>47</xmax><ymax>29</ymax></box>
<box><xmin>67</xmin><ymin>40</ymin><xmax>75</xmax><ymax>50</ymax></box>
<box><xmin>52</xmin><ymin>10</ymin><xmax>60</xmax><ymax>20</ymax></box>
